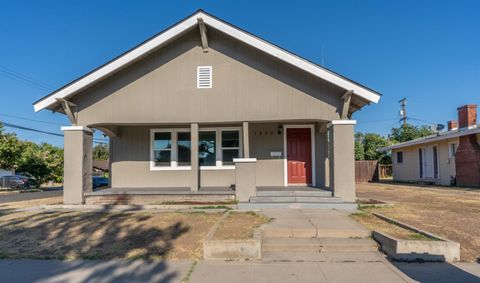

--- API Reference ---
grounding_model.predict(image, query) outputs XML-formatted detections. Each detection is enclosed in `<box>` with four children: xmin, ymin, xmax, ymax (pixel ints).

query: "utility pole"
<box><xmin>399</xmin><ymin>98</ymin><xmax>407</xmax><ymax>127</ymax></box>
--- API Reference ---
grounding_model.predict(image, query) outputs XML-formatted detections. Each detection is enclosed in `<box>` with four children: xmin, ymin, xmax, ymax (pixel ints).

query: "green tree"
<box><xmin>390</xmin><ymin>124</ymin><xmax>434</xmax><ymax>143</ymax></box>
<box><xmin>354</xmin><ymin>132</ymin><xmax>365</xmax><ymax>160</ymax></box>
<box><xmin>0</xmin><ymin>123</ymin><xmax>24</xmax><ymax>171</ymax></box>
<box><xmin>363</xmin><ymin>133</ymin><xmax>391</xmax><ymax>164</ymax></box>
<box><xmin>93</xmin><ymin>143</ymin><xmax>109</xmax><ymax>160</ymax></box>
<box><xmin>17</xmin><ymin>142</ymin><xmax>64</xmax><ymax>184</ymax></box>
<box><xmin>355</xmin><ymin>132</ymin><xmax>391</xmax><ymax>164</ymax></box>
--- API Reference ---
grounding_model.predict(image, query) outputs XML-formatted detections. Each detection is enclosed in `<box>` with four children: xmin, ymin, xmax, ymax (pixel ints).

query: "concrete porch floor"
<box><xmin>86</xmin><ymin>186</ymin><xmax>330</xmax><ymax>196</ymax></box>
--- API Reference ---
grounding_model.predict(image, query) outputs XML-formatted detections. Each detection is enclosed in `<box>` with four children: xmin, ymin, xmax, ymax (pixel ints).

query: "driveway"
<box><xmin>0</xmin><ymin>189</ymin><xmax>62</xmax><ymax>204</ymax></box>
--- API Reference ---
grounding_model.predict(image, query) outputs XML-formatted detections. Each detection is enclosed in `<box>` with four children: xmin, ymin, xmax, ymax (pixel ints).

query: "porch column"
<box><xmin>242</xmin><ymin>122</ymin><xmax>250</xmax><ymax>158</ymax></box>
<box><xmin>191</xmin><ymin>123</ymin><xmax>199</xmax><ymax>191</ymax></box>
<box><xmin>62</xmin><ymin>126</ymin><xmax>93</xmax><ymax>204</ymax></box>
<box><xmin>327</xmin><ymin>120</ymin><xmax>356</xmax><ymax>202</ymax></box>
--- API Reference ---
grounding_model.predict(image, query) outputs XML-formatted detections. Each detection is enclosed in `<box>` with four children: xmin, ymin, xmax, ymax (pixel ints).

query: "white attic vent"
<box><xmin>197</xmin><ymin>66</ymin><xmax>212</xmax><ymax>88</ymax></box>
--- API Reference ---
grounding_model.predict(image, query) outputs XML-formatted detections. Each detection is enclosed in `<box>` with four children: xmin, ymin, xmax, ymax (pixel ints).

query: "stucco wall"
<box><xmin>110</xmin><ymin>123</ymin><xmax>327</xmax><ymax>188</ymax></box>
<box><xmin>73</xmin><ymin>28</ymin><xmax>344</xmax><ymax>126</ymax></box>
<box><xmin>392</xmin><ymin>138</ymin><xmax>459</xmax><ymax>185</ymax></box>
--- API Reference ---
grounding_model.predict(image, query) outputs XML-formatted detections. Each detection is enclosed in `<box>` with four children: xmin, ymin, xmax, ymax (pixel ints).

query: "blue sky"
<box><xmin>0</xmin><ymin>0</ymin><xmax>479</xmax><ymax>147</ymax></box>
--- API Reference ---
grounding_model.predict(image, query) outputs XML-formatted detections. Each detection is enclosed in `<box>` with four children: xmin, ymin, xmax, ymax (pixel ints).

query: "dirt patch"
<box><xmin>0</xmin><ymin>197</ymin><xmax>62</xmax><ymax>209</ymax></box>
<box><xmin>351</xmin><ymin>209</ymin><xmax>435</xmax><ymax>241</ymax></box>
<box><xmin>212</xmin><ymin>211</ymin><xmax>270</xmax><ymax>240</ymax></box>
<box><xmin>0</xmin><ymin>210</ymin><xmax>222</xmax><ymax>260</ymax></box>
<box><xmin>356</xmin><ymin>182</ymin><xmax>480</xmax><ymax>262</ymax></box>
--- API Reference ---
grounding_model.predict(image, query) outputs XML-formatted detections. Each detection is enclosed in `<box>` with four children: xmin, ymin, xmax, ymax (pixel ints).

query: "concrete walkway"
<box><xmin>1</xmin><ymin>259</ymin><xmax>479</xmax><ymax>282</ymax></box>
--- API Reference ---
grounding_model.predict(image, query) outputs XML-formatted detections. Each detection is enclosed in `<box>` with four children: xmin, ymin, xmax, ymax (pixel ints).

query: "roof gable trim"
<box><xmin>34</xmin><ymin>10</ymin><xmax>381</xmax><ymax>112</ymax></box>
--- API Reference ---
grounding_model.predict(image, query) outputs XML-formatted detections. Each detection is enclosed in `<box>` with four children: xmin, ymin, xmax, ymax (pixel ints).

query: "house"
<box><xmin>380</xmin><ymin>104</ymin><xmax>480</xmax><ymax>187</ymax></box>
<box><xmin>33</xmin><ymin>10</ymin><xmax>381</xmax><ymax>205</ymax></box>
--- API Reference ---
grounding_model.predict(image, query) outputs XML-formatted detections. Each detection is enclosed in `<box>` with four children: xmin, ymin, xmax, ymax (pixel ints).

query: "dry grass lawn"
<box><xmin>212</xmin><ymin>211</ymin><xmax>271</xmax><ymax>240</ymax></box>
<box><xmin>356</xmin><ymin>182</ymin><xmax>480</xmax><ymax>262</ymax></box>
<box><xmin>0</xmin><ymin>208</ymin><xmax>267</xmax><ymax>260</ymax></box>
<box><xmin>351</xmin><ymin>209</ymin><xmax>434</xmax><ymax>241</ymax></box>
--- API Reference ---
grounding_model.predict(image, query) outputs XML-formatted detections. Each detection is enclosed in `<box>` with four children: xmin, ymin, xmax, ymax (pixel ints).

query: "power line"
<box><xmin>0</xmin><ymin>112</ymin><xmax>66</xmax><ymax>126</ymax></box>
<box><xmin>1</xmin><ymin>122</ymin><xmax>108</xmax><ymax>144</ymax></box>
<box><xmin>0</xmin><ymin>65</ymin><xmax>54</xmax><ymax>92</ymax></box>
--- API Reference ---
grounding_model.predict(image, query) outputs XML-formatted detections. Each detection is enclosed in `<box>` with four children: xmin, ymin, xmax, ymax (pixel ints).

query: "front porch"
<box><xmin>63</xmin><ymin>120</ymin><xmax>357</xmax><ymax>205</ymax></box>
<box><xmin>83</xmin><ymin>186</ymin><xmax>358</xmax><ymax>210</ymax></box>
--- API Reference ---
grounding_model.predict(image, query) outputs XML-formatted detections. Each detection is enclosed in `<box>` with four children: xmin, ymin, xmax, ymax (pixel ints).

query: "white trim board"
<box><xmin>33</xmin><ymin>10</ymin><xmax>381</xmax><ymax>112</ymax></box>
<box><xmin>283</xmin><ymin>125</ymin><xmax>316</xmax><ymax>187</ymax></box>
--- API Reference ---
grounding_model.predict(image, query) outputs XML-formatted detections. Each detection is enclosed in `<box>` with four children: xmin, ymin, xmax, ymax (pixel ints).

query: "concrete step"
<box><xmin>262</xmin><ymin>237</ymin><xmax>378</xmax><ymax>253</ymax></box>
<box><xmin>238</xmin><ymin>202</ymin><xmax>358</xmax><ymax>211</ymax></box>
<box><xmin>262</xmin><ymin>251</ymin><xmax>385</xmax><ymax>263</ymax></box>
<box><xmin>256</xmin><ymin>190</ymin><xmax>332</xmax><ymax>197</ymax></box>
<box><xmin>250</xmin><ymin>196</ymin><xmax>342</xmax><ymax>203</ymax></box>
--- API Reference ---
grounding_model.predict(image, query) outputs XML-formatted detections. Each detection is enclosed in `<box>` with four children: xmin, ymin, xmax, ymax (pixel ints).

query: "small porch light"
<box><xmin>278</xmin><ymin>125</ymin><xmax>283</xmax><ymax>135</ymax></box>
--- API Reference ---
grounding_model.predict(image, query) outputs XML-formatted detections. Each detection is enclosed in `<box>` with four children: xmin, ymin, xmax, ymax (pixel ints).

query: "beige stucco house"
<box><xmin>33</xmin><ymin>10</ymin><xmax>381</xmax><ymax>206</ymax></box>
<box><xmin>381</xmin><ymin>105</ymin><xmax>480</xmax><ymax>187</ymax></box>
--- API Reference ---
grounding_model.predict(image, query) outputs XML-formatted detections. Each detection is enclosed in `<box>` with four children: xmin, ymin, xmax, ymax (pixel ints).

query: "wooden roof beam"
<box><xmin>341</xmin><ymin>90</ymin><xmax>353</xmax><ymax>119</ymax></box>
<box><xmin>198</xmin><ymin>18</ymin><xmax>209</xmax><ymax>53</ymax></box>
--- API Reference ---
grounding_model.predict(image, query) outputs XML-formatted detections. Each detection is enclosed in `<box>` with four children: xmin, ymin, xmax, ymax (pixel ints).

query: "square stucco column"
<box><xmin>242</xmin><ymin>122</ymin><xmax>250</xmax><ymax>158</ymax></box>
<box><xmin>191</xmin><ymin>123</ymin><xmax>199</xmax><ymax>192</ymax></box>
<box><xmin>62</xmin><ymin>126</ymin><xmax>93</xmax><ymax>204</ymax></box>
<box><xmin>328</xmin><ymin>120</ymin><xmax>356</xmax><ymax>202</ymax></box>
<box><xmin>234</xmin><ymin>158</ymin><xmax>257</xmax><ymax>202</ymax></box>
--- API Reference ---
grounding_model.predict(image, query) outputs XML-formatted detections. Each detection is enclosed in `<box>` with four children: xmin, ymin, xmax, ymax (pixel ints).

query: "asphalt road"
<box><xmin>0</xmin><ymin>189</ymin><xmax>62</xmax><ymax>204</ymax></box>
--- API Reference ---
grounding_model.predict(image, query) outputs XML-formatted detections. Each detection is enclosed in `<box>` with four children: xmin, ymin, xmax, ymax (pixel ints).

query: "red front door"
<box><xmin>287</xmin><ymin>128</ymin><xmax>312</xmax><ymax>184</ymax></box>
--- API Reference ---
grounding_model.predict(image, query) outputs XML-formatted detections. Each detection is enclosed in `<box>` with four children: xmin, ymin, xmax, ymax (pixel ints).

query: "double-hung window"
<box><xmin>199</xmin><ymin>128</ymin><xmax>242</xmax><ymax>168</ymax></box>
<box><xmin>151</xmin><ymin>129</ymin><xmax>191</xmax><ymax>169</ymax></box>
<box><xmin>221</xmin><ymin>130</ymin><xmax>240</xmax><ymax>165</ymax></box>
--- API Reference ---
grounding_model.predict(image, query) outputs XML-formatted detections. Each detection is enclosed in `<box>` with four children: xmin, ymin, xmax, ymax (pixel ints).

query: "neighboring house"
<box><xmin>33</xmin><ymin>10</ymin><xmax>381</xmax><ymax>205</ymax></box>
<box><xmin>380</xmin><ymin>104</ymin><xmax>480</xmax><ymax>187</ymax></box>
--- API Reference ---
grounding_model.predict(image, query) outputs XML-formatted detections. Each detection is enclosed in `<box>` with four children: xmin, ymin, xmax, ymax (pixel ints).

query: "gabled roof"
<box><xmin>33</xmin><ymin>9</ymin><xmax>381</xmax><ymax>112</ymax></box>
<box><xmin>379</xmin><ymin>125</ymin><xmax>480</xmax><ymax>151</ymax></box>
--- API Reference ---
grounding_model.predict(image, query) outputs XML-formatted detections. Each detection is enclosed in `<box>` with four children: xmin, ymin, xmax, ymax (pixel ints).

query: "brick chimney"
<box><xmin>447</xmin><ymin>120</ymin><xmax>458</xmax><ymax>131</ymax></box>
<box><xmin>457</xmin><ymin>104</ymin><xmax>477</xmax><ymax>129</ymax></box>
<box><xmin>455</xmin><ymin>104</ymin><xmax>480</xmax><ymax>187</ymax></box>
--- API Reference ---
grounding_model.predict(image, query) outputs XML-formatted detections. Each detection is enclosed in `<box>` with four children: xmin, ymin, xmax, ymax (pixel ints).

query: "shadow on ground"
<box><xmin>0</xmin><ymin>209</ymin><xmax>190</xmax><ymax>260</ymax></box>
<box><xmin>0</xmin><ymin>259</ymin><xmax>190</xmax><ymax>283</ymax></box>
<box><xmin>393</xmin><ymin>262</ymin><xmax>480</xmax><ymax>283</ymax></box>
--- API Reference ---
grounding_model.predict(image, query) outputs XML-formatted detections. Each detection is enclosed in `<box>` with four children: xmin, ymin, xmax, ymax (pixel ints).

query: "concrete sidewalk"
<box><xmin>1</xmin><ymin>259</ymin><xmax>479</xmax><ymax>282</ymax></box>
<box><xmin>259</xmin><ymin>209</ymin><xmax>370</xmax><ymax>238</ymax></box>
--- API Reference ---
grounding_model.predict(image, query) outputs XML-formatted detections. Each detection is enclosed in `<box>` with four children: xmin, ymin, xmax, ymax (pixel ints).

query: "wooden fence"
<box><xmin>355</xmin><ymin>161</ymin><xmax>393</xmax><ymax>183</ymax></box>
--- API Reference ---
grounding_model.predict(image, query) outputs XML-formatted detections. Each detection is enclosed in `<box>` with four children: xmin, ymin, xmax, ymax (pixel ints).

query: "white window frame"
<box><xmin>448</xmin><ymin>141</ymin><xmax>459</xmax><ymax>159</ymax></box>
<box><xmin>150</xmin><ymin>128</ymin><xmax>192</xmax><ymax>171</ymax></box>
<box><xmin>200</xmin><ymin>127</ymin><xmax>243</xmax><ymax>170</ymax></box>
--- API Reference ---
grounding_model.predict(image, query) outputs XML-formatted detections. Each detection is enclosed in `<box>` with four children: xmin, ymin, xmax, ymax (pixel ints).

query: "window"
<box><xmin>418</xmin><ymin>148</ymin><xmax>423</xmax><ymax>178</ymax></box>
<box><xmin>396</xmin><ymin>151</ymin><xmax>404</xmax><ymax>164</ymax></box>
<box><xmin>199</xmin><ymin>131</ymin><xmax>216</xmax><ymax>166</ymax></box>
<box><xmin>177</xmin><ymin>132</ymin><xmax>191</xmax><ymax>166</ymax></box>
<box><xmin>221</xmin><ymin>130</ymin><xmax>240</xmax><ymax>165</ymax></box>
<box><xmin>153</xmin><ymin>132</ymin><xmax>171</xmax><ymax>166</ymax></box>
<box><xmin>197</xmin><ymin>66</ymin><xmax>212</xmax><ymax>88</ymax></box>
<box><xmin>199</xmin><ymin>127</ymin><xmax>243</xmax><ymax>169</ymax></box>
<box><xmin>151</xmin><ymin>129</ymin><xmax>191</xmax><ymax>169</ymax></box>
<box><xmin>449</xmin><ymin>142</ymin><xmax>458</xmax><ymax>158</ymax></box>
